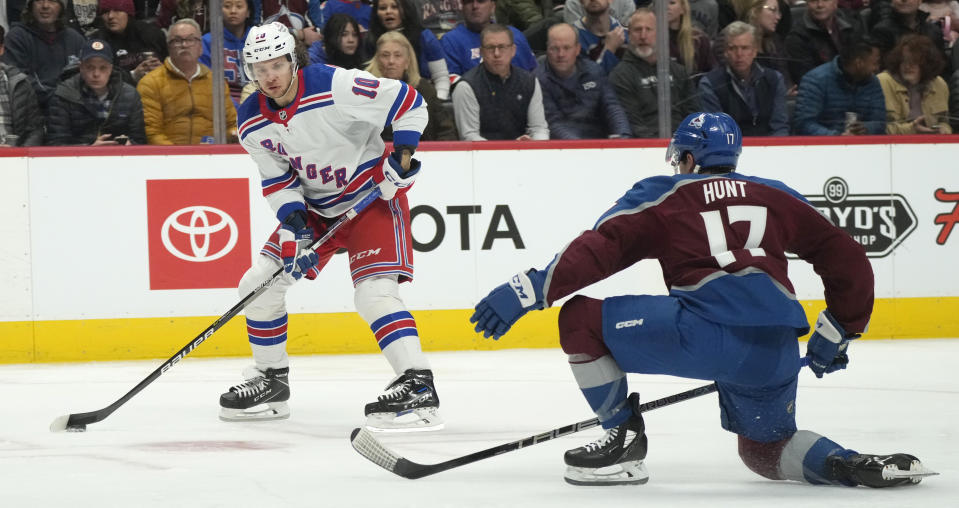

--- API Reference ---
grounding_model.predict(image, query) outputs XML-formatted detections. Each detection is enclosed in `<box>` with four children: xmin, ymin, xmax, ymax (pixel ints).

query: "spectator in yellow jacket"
<box><xmin>136</xmin><ymin>18</ymin><xmax>237</xmax><ymax>144</ymax></box>
<box><xmin>878</xmin><ymin>34</ymin><xmax>952</xmax><ymax>135</ymax></box>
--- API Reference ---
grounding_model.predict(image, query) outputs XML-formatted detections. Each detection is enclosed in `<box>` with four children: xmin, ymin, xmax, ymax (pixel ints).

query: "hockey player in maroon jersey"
<box><xmin>471</xmin><ymin>112</ymin><xmax>936</xmax><ymax>486</ymax></box>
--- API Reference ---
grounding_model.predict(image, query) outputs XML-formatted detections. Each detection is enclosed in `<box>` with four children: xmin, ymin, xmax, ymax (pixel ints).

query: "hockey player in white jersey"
<box><xmin>219</xmin><ymin>22</ymin><xmax>441</xmax><ymax>432</ymax></box>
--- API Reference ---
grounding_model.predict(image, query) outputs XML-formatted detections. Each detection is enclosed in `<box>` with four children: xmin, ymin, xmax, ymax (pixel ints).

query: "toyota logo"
<box><xmin>161</xmin><ymin>206</ymin><xmax>239</xmax><ymax>262</ymax></box>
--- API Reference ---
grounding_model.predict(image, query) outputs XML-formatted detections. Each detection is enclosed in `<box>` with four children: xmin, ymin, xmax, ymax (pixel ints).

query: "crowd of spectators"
<box><xmin>2</xmin><ymin>0</ymin><xmax>959</xmax><ymax>146</ymax></box>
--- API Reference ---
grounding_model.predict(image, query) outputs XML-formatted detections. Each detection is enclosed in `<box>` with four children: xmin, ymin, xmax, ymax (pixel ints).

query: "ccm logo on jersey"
<box><xmin>615</xmin><ymin>319</ymin><xmax>645</xmax><ymax>329</ymax></box>
<box><xmin>349</xmin><ymin>248</ymin><xmax>381</xmax><ymax>263</ymax></box>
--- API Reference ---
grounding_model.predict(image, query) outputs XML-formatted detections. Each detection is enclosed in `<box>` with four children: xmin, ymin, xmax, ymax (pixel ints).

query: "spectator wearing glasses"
<box><xmin>441</xmin><ymin>0</ymin><xmax>538</xmax><ymax>80</ymax></box>
<box><xmin>136</xmin><ymin>18</ymin><xmax>237</xmax><ymax>144</ymax></box>
<box><xmin>47</xmin><ymin>39</ymin><xmax>147</xmax><ymax>145</ymax></box>
<box><xmin>451</xmin><ymin>23</ymin><xmax>549</xmax><ymax>140</ymax></box>
<box><xmin>747</xmin><ymin>0</ymin><xmax>794</xmax><ymax>93</ymax></box>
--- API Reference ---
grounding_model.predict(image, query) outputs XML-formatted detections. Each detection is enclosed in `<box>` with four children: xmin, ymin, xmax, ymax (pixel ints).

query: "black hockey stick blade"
<box><xmin>350</xmin><ymin>382</ymin><xmax>718</xmax><ymax>479</ymax></box>
<box><xmin>50</xmin><ymin>188</ymin><xmax>383</xmax><ymax>433</ymax></box>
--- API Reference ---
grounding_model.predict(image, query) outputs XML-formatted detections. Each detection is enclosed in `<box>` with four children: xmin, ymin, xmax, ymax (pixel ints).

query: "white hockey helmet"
<box><xmin>242</xmin><ymin>22</ymin><xmax>298</xmax><ymax>83</ymax></box>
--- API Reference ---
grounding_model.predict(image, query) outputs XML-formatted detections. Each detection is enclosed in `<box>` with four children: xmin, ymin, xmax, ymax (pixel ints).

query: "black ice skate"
<box><xmin>827</xmin><ymin>453</ymin><xmax>938</xmax><ymax>487</ymax></box>
<box><xmin>219</xmin><ymin>366</ymin><xmax>290</xmax><ymax>422</ymax></box>
<box><xmin>364</xmin><ymin>369</ymin><xmax>443</xmax><ymax>432</ymax></box>
<box><xmin>564</xmin><ymin>393</ymin><xmax>649</xmax><ymax>486</ymax></box>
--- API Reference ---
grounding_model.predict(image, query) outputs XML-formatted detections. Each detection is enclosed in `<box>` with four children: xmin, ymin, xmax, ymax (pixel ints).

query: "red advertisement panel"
<box><xmin>147</xmin><ymin>179</ymin><xmax>251</xmax><ymax>289</ymax></box>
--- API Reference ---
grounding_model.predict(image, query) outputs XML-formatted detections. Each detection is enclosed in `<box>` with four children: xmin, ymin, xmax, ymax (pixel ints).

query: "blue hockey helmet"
<box><xmin>666</xmin><ymin>112</ymin><xmax>743</xmax><ymax>173</ymax></box>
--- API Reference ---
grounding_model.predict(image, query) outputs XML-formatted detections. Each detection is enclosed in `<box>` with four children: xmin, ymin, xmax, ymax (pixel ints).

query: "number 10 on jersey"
<box><xmin>352</xmin><ymin>77</ymin><xmax>380</xmax><ymax>99</ymax></box>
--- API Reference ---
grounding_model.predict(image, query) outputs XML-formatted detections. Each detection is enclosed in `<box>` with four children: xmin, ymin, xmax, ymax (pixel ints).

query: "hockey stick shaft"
<box><xmin>51</xmin><ymin>187</ymin><xmax>382</xmax><ymax>431</ymax></box>
<box><xmin>351</xmin><ymin>382</ymin><xmax>718</xmax><ymax>479</ymax></box>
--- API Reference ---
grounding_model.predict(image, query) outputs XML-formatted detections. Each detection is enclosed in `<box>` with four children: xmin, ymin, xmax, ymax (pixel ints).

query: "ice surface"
<box><xmin>3</xmin><ymin>340</ymin><xmax>957</xmax><ymax>507</ymax></box>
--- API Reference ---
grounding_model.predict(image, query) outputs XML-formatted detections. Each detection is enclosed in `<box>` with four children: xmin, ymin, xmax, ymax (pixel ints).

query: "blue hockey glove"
<box><xmin>278</xmin><ymin>209</ymin><xmax>318</xmax><ymax>280</ymax></box>
<box><xmin>470</xmin><ymin>269</ymin><xmax>547</xmax><ymax>339</ymax></box>
<box><xmin>379</xmin><ymin>151</ymin><xmax>421</xmax><ymax>200</ymax></box>
<box><xmin>805</xmin><ymin>309</ymin><xmax>858</xmax><ymax>378</ymax></box>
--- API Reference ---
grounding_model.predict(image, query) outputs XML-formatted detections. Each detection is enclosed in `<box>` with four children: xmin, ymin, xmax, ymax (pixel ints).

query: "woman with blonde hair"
<box><xmin>366</xmin><ymin>32</ymin><xmax>458</xmax><ymax>141</ymax></box>
<box><xmin>667</xmin><ymin>0</ymin><xmax>716</xmax><ymax>78</ymax></box>
<box><xmin>747</xmin><ymin>0</ymin><xmax>795</xmax><ymax>92</ymax></box>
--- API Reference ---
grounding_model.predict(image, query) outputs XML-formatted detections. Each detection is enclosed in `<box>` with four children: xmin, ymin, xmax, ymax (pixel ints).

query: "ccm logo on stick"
<box><xmin>615</xmin><ymin>319</ymin><xmax>645</xmax><ymax>329</ymax></box>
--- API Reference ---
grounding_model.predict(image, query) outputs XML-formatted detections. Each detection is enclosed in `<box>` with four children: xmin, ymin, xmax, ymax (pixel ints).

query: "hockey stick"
<box><xmin>353</xmin><ymin>357</ymin><xmax>814</xmax><ymax>478</ymax></box>
<box><xmin>50</xmin><ymin>187</ymin><xmax>383</xmax><ymax>433</ymax></box>
<box><xmin>350</xmin><ymin>382</ymin><xmax>718</xmax><ymax>479</ymax></box>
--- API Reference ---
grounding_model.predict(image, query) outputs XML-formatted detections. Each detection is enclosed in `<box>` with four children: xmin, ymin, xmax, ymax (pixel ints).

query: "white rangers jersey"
<box><xmin>236</xmin><ymin>65</ymin><xmax>428</xmax><ymax>220</ymax></box>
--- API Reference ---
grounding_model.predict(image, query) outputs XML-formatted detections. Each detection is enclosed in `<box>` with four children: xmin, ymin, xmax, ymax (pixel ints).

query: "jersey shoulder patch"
<box><xmin>301</xmin><ymin>64</ymin><xmax>335</xmax><ymax>96</ymax></box>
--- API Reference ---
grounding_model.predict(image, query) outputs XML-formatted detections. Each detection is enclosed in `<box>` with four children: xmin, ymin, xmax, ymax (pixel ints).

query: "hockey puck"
<box><xmin>66</xmin><ymin>424</ymin><xmax>87</xmax><ymax>432</ymax></box>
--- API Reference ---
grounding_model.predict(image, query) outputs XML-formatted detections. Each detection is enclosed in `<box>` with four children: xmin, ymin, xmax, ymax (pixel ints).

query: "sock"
<box><xmin>371</xmin><ymin>311</ymin><xmax>430</xmax><ymax>374</ymax></box>
<box><xmin>780</xmin><ymin>430</ymin><xmax>858</xmax><ymax>485</ymax></box>
<box><xmin>247</xmin><ymin>315</ymin><xmax>289</xmax><ymax>370</ymax></box>
<box><xmin>569</xmin><ymin>354</ymin><xmax>630</xmax><ymax>429</ymax></box>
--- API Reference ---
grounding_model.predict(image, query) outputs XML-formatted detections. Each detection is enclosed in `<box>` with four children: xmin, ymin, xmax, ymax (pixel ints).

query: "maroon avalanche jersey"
<box><xmin>540</xmin><ymin>173</ymin><xmax>874</xmax><ymax>334</ymax></box>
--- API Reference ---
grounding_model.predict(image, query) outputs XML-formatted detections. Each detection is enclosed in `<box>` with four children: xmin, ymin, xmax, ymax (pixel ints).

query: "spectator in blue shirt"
<box><xmin>535</xmin><ymin>23</ymin><xmax>630</xmax><ymax>139</ymax></box>
<box><xmin>200</xmin><ymin>0</ymin><xmax>254</xmax><ymax>106</ymax></box>
<box><xmin>440</xmin><ymin>0</ymin><xmax>537</xmax><ymax>79</ymax></box>
<box><xmin>572</xmin><ymin>0</ymin><xmax>626</xmax><ymax>75</ymax></box>
<box><xmin>793</xmin><ymin>37</ymin><xmax>886</xmax><ymax>136</ymax></box>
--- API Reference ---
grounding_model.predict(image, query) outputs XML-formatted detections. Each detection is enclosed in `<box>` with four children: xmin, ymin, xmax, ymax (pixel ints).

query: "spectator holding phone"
<box><xmin>90</xmin><ymin>0</ymin><xmax>167</xmax><ymax>83</ymax></box>
<box><xmin>47</xmin><ymin>39</ymin><xmax>147</xmax><ymax>145</ymax></box>
<box><xmin>878</xmin><ymin>33</ymin><xmax>952</xmax><ymax>134</ymax></box>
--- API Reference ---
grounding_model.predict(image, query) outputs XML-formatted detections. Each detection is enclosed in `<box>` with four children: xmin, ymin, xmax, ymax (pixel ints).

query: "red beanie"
<box><xmin>98</xmin><ymin>0</ymin><xmax>136</xmax><ymax>16</ymax></box>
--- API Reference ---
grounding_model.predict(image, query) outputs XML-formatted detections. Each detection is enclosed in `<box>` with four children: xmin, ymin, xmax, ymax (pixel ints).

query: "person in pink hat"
<box><xmin>90</xmin><ymin>0</ymin><xmax>167</xmax><ymax>83</ymax></box>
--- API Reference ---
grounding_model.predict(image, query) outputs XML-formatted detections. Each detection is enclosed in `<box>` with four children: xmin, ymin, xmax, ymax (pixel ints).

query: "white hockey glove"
<box><xmin>278</xmin><ymin>209</ymin><xmax>319</xmax><ymax>280</ymax></box>
<box><xmin>379</xmin><ymin>150</ymin><xmax>421</xmax><ymax>200</ymax></box>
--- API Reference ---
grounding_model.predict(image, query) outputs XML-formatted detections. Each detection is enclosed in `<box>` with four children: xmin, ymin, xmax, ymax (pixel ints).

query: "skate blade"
<box><xmin>366</xmin><ymin>407</ymin><xmax>444</xmax><ymax>433</ymax></box>
<box><xmin>884</xmin><ymin>460</ymin><xmax>939</xmax><ymax>484</ymax></box>
<box><xmin>219</xmin><ymin>402</ymin><xmax>290</xmax><ymax>422</ymax></box>
<box><xmin>564</xmin><ymin>460</ymin><xmax>649</xmax><ymax>486</ymax></box>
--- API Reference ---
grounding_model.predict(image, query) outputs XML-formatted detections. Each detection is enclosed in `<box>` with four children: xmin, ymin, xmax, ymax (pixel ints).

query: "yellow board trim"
<box><xmin>2</xmin><ymin>297</ymin><xmax>957</xmax><ymax>364</ymax></box>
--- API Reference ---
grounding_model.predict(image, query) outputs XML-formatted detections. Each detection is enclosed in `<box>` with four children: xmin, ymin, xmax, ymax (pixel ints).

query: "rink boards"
<box><xmin>1</xmin><ymin>138</ymin><xmax>958</xmax><ymax>363</ymax></box>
